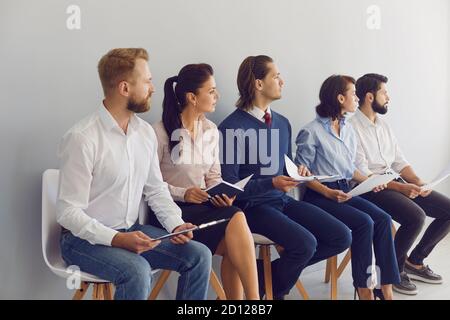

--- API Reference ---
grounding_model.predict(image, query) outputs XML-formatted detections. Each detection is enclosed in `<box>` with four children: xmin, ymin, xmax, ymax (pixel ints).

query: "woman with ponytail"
<box><xmin>150</xmin><ymin>63</ymin><xmax>259</xmax><ymax>300</ymax></box>
<box><xmin>294</xmin><ymin>75</ymin><xmax>400</xmax><ymax>300</ymax></box>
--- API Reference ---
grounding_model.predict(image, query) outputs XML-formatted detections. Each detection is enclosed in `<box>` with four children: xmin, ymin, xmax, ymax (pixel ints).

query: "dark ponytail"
<box><xmin>162</xmin><ymin>64</ymin><xmax>213</xmax><ymax>152</ymax></box>
<box><xmin>315</xmin><ymin>75</ymin><xmax>356</xmax><ymax>120</ymax></box>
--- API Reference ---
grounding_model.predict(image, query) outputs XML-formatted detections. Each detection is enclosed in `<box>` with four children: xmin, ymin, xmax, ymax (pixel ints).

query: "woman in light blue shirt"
<box><xmin>295</xmin><ymin>75</ymin><xmax>400</xmax><ymax>300</ymax></box>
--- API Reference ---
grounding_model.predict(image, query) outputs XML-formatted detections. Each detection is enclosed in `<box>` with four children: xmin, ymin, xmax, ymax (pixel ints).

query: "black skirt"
<box><xmin>147</xmin><ymin>202</ymin><xmax>241</xmax><ymax>254</ymax></box>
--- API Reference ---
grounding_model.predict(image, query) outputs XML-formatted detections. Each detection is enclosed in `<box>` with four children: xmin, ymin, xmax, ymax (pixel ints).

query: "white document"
<box><xmin>284</xmin><ymin>155</ymin><xmax>339</xmax><ymax>182</ymax></box>
<box><xmin>348</xmin><ymin>172</ymin><xmax>398</xmax><ymax>197</ymax></box>
<box><xmin>234</xmin><ymin>174</ymin><xmax>254</xmax><ymax>189</ymax></box>
<box><xmin>205</xmin><ymin>174</ymin><xmax>253</xmax><ymax>192</ymax></box>
<box><xmin>422</xmin><ymin>163</ymin><xmax>450</xmax><ymax>191</ymax></box>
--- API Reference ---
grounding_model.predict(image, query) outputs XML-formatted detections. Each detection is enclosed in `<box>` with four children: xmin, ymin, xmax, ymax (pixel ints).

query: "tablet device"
<box><xmin>153</xmin><ymin>218</ymin><xmax>230</xmax><ymax>241</ymax></box>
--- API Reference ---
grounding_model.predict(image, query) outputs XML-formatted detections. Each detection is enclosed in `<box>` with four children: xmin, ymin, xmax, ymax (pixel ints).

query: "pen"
<box><xmin>198</xmin><ymin>218</ymin><xmax>231</xmax><ymax>229</ymax></box>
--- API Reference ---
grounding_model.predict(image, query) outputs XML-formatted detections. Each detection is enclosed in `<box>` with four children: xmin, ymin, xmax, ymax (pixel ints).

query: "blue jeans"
<box><xmin>240</xmin><ymin>195</ymin><xmax>352</xmax><ymax>297</ymax></box>
<box><xmin>60</xmin><ymin>223</ymin><xmax>212</xmax><ymax>300</ymax></box>
<box><xmin>304</xmin><ymin>180</ymin><xmax>401</xmax><ymax>287</ymax></box>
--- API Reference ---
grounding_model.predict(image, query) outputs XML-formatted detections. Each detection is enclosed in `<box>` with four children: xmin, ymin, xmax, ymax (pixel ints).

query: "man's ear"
<box><xmin>366</xmin><ymin>92</ymin><xmax>374</xmax><ymax>103</ymax></box>
<box><xmin>118</xmin><ymin>81</ymin><xmax>130</xmax><ymax>97</ymax></box>
<box><xmin>255</xmin><ymin>79</ymin><xmax>263</xmax><ymax>91</ymax></box>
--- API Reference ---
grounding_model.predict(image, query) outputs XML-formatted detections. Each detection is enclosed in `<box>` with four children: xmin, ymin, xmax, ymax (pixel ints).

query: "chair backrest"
<box><xmin>41</xmin><ymin>169</ymin><xmax>62</xmax><ymax>270</ymax></box>
<box><xmin>42</xmin><ymin>169</ymin><xmax>151</xmax><ymax>271</ymax></box>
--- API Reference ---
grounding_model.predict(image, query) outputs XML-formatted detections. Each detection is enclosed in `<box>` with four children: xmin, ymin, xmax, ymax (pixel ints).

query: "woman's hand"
<box><xmin>184</xmin><ymin>187</ymin><xmax>210</xmax><ymax>204</ymax></box>
<box><xmin>298</xmin><ymin>165</ymin><xmax>312</xmax><ymax>177</ymax></box>
<box><xmin>372</xmin><ymin>184</ymin><xmax>387</xmax><ymax>193</ymax></box>
<box><xmin>325</xmin><ymin>188</ymin><xmax>352</xmax><ymax>203</ymax></box>
<box><xmin>210</xmin><ymin>194</ymin><xmax>236</xmax><ymax>207</ymax></box>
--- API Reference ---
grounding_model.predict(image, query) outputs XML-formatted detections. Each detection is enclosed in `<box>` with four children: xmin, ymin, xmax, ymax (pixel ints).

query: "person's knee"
<box><xmin>116</xmin><ymin>256</ymin><xmax>152</xmax><ymax>298</ymax></box>
<box><xmin>408</xmin><ymin>209</ymin><xmax>426</xmax><ymax>228</ymax></box>
<box><xmin>375</xmin><ymin>210</ymin><xmax>395</xmax><ymax>233</ymax></box>
<box><xmin>230</xmin><ymin>211</ymin><xmax>248</xmax><ymax>226</ymax></box>
<box><xmin>336</xmin><ymin>226</ymin><xmax>352</xmax><ymax>252</ymax></box>
<box><xmin>358</xmin><ymin>215</ymin><xmax>374</xmax><ymax>236</ymax></box>
<box><xmin>291</xmin><ymin>234</ymin><xmax>317</xmax><ymax>261</ymax></box>
<box><xmin>186</xmin><ymin>241</ymin><xmax>212</xmax><ymax>273</ymax></box>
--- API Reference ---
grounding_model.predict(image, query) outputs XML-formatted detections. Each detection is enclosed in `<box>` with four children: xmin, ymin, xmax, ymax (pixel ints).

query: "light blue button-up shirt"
<box><xmin>295</xmin><ymin>115</ymin><xmax>357</xmax><ymax>181</ymax></box>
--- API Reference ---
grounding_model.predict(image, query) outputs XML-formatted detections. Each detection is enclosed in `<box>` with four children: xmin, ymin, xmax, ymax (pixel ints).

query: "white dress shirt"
<box><xmin>247</xmin><ymin>106</ymin><xmax>272</xmax><ymax>122</ymax></box>
<box><xmin>57</xmin><ymin>105</ymin><xmax>184</xmax><ymax>246</ymax></box>
<box><xmin>349</xmin><ymin>108</ymin><xmax>410</xmax><ymax>176</ymax></box>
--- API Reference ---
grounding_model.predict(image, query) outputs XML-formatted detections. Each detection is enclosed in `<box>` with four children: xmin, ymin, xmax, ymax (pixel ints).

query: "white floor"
<box><xmin>287</xmin><ymin>234</ymin><xmax>450</xmax><ymax>300</ymax></box>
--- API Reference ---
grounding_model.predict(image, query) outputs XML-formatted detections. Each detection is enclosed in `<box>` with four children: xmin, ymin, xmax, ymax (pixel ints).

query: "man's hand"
<box><xmin>210</xmin><ymin>194</ymin><xmax>236</xmax><ymax>207</ymax></box>
<box><xmin>419</xmin><ymin>188</ymin><xmax>432</xmax><ymax>197</ymax></box>
<box><xmin>272</xmin><ymin>175</ymin><xmax>300</xmax><ymax>192</ymax></box>
<box><xmin>325</xmin><ymin>189</ymin><xmax>352</xmax><ymax>203</ymax></box>
<box><xmin>398</xmin><ymin>183</ymin><xmax>422</xmax><ymax>199</ymax></box>
<box><xmin>297</xmin><ymin>165</ymin><xmax>312</xmax><ymax>177</ymax></box>
<box><xmin>111</xmin><ymin>231</ymin><xmax>160</xmax><ymax>254</ymax></box>
<box><xmin>170</xmin><ymin>223</ymin><xmax>196</xmax><ymax>245</ymax></box>
<box><xmin>372</xmin><ymin>184</ymin><xmax>387</xmax><ymax>193</ymax></box>
<box><xmin>184</xmin><ymin>187</ymin><xmax>210</xmax><ymax>204</ymax></box>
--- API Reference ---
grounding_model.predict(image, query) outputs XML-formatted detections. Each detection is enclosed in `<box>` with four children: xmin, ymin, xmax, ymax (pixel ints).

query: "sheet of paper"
<box><xmin>422</xmin><ymin>163</ymin><xmax>450</xmax><ymax>191</ymax></box>
<box><xmin>284</xmin><ymin>155</ymin><xmax>339</xmax><ymax>182</ymax></box>
<box><xmin>348</xmin><ymin>173</ymin><xmax>398</xmax><ymax>197</ymax></box>
<box><xmin>234</xmin><ymin>174</ymin><xmax>254</xmax><ymax>189</ymax></box>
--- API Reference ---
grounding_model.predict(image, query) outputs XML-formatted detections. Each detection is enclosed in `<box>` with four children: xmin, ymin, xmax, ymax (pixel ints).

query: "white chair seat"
<box><xmin>50</xmin><ymin>260</ymin><xmax>110</xmax><ymax>283</ymax></box>
<box><xmin>252</xmin><ymin>233</ymin><xmax>275</xmax><ymax>245</ymax></box>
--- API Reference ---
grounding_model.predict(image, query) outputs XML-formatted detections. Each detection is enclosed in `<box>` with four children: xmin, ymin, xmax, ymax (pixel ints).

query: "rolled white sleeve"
<box><xmin>167</xmin><ymin>184</ymin><xmax>188</xmax><ymax>202</ymax></box>
<box><xmin>56</xmin><ymin>132</ymin><xmax>118</xmax><ymax>246</ymax></box>
<box><xmin>390</xmin><ymin>128</ymin><xmax>410</xmax><ymax>173</ymax></box>
<box><xmin>354</xmin><ymin>138</ymin><xmax>373</xmax><ymax>177</ymax></box>
<box><xmin>143</xmin><ymin>130</ymin><xmax>184</xmax><ymax>233</ymax></box>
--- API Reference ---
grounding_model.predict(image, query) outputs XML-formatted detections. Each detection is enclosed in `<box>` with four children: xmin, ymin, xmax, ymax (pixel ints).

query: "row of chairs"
<box><xmin>42</xmin><ymin>169</ymin><xmax>346</xmax><ymax>300</ymax></box>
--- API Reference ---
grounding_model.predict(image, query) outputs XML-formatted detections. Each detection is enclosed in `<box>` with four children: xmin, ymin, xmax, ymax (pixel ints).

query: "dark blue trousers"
<box><xmin>240</xmin><ymin>195</ymin><xmax>352</xmax><ymax>297</ymax></box>
<box><xmin>303</xmin><ymin>180</ymin><xmax>401</xmax><ymax>288</ymax></box>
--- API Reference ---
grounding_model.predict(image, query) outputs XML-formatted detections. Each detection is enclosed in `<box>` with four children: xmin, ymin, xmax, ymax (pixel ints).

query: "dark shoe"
<box><xmin>405</xmin><ymin>263</ymin><xmax>443</xmax><ymax>284</ymax></box>
<box><xmin>393</xmin><ymin>272</ymin><xmax>418</xmax><ymax>295</ymax></box>
<box><xmin>373</xmin><ymin>288</ymin><xmax>385</xmax><ymax>300</ymax></box>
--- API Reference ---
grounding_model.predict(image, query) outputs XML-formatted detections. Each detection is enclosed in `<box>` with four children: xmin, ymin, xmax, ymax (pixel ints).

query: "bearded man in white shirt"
<box><xmin>56</xmin><ymin>48</ymin><xmax>211</xmax><ymax>300</ymax></box>
<box><xmin>350</xmin><ymin>73</ymin><xmax>450</xmax><ymax>296</ymax></box>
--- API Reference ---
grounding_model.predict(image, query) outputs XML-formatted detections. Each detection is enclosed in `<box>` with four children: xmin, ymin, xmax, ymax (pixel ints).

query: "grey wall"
<box><xmin>1</xmin><ymin>0</ymin><xmax>449</xmax><ymax>299</ymax></box>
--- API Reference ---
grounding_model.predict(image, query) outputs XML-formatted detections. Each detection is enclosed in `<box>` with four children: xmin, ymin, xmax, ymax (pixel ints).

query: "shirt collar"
<box><xmin>316</xmin><ymin>114</ymin><xmax>347</xmax><ymax>127</ymax></box>
<box><xmin>99</xmin><ymin>104</ymin><xmax>140</xmax><ymax>132</ymax></box>
<box><xmin>248</xmin><ymin>106</ymin><xmax>271</xmax><ymax>120</ymax></box>
<box><xmin>355</xmin><ymin>108</ymin><xmax>377</xmax><ymax>127</ymax></box>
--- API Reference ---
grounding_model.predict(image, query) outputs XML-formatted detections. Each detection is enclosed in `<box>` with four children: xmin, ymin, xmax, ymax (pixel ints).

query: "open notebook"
<box><xmin>205</xmin><ymin>174</ymin><xmax>253</xmax><ymax>198</ymax></box>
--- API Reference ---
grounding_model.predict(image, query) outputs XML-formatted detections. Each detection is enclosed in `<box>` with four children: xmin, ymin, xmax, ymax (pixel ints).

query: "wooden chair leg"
<box><xmin>72</xmin><ymin>281</ymin><xmax>89</xmax><ymax>300</ymax></box>
<box><xmin>92</xmin><ymin>283</ymin><xmax>105</xmax><ymax>300</ymax></box>
<box><xmin>325</xmin><ymin>258</ymin><xmax>332</xmax><ymax>283</ymax></box>
<box><xmin>103</xmin><ymin>283</ymin><xmax>114</xmax><ymax>300</ymax></box>
<box><xmin>210</xmin><ymin>270</ymin><xmax>227</xmax><ymax>300</ymax></box>
<box><xmin>259</xmin><ymin>245</ymin><xmax>273</xmax><ymax>300</ymax></box>
<box><xmin>329</xmin><ymin>255</ymin><xmax>337</xmax><ymax>300</ymax></box>
<box><xmin>148</xmin><ymin>270</ymin><xmax>172</xmax><ymax>300</ymax></box>
<box><xmin>337</xmin><ymin>250</ymin><xmax>351</xmax><ymax>279</ymax></box>
<box><xmin>295</xmin><ymin>280</ymin><xmax>309</xmax><ymax>300</ymax></box>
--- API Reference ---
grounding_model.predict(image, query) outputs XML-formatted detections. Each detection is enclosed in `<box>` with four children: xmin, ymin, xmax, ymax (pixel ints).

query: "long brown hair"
<box><xmin>236</xmin><ymin>55</ymin><xmax>273</xmax><ymax>110</ymax></box>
